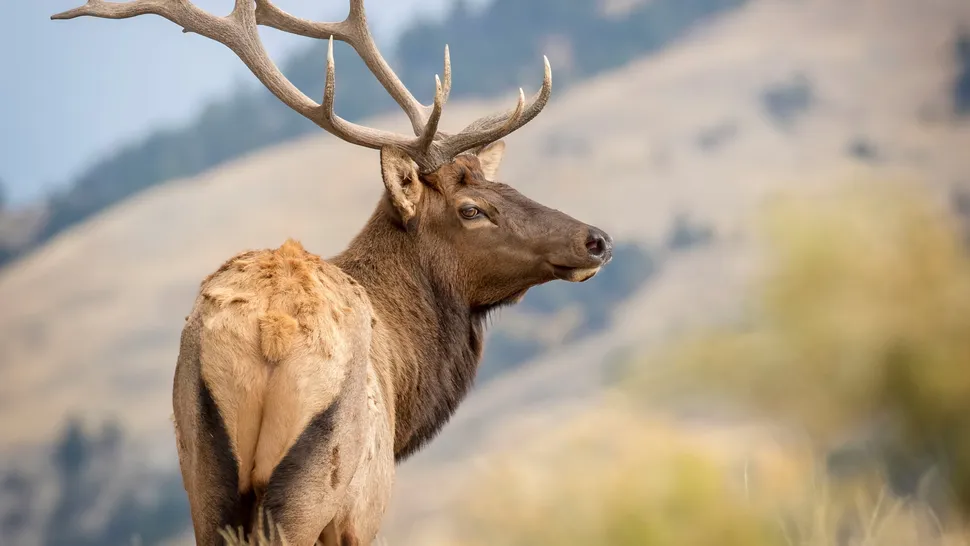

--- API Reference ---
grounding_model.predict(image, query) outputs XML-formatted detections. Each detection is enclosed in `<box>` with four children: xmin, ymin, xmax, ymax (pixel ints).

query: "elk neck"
<box><xmin>329</xmin><ymin>201</ymin><xmax>487</xmax><ymax>462</ymax></box>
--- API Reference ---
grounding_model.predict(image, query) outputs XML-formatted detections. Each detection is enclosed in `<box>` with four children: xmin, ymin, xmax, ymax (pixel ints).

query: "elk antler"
<box><xmin>51</xmin><ymin>0</ymin><xmax>552</xmax><ymax>173</ymax></box>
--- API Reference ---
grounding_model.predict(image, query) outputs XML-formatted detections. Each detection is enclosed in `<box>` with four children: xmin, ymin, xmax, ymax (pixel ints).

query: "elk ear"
<box><xmin>380</xmin><ymin>146</ymin><xmax>423</xmax><ymax>226</ymax></box>
<box><xmin>475</xmin><ymin>140</ymin><xmax>506</xmax><ymax>180</ymax></box>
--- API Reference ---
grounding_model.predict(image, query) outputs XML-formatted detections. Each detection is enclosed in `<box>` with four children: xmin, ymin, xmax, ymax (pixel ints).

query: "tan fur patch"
<box><xmin>475</xmin><ymin>140</ymin><xmax>506</xmax><ymax>180</ymax></box>
<box><xmin>380</xmin><ymin>147</ymin><xmax>422</xmax><ymax>223</ymax></box>
<box><xmin>191</xmin><ymin>239</ymin><xmax>371</xmax><ymax>494</ymax></box>
<box><xmin>259</xmin><ymin>311</ymin><xmax>299</xmax><ymax>363</ymax></box>
<box><xmin>328</xmin><ymin>364</ymin><xmax>395</xmax><ymax>545</ymax></box>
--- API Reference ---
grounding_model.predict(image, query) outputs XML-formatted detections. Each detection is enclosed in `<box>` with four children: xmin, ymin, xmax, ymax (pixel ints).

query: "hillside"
<box><xmin>1</xmin><ymin>0</ymin><xmax>969</xmax><ymax>543</ymax></box>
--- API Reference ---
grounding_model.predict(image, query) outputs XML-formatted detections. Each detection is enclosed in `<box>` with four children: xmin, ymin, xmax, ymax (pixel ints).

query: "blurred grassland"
<box><xmin>446</xmin><ymin>404</ymin><xmax>969</xmax><ymax>546</ymax></box>
<box><xmin>432</xmin><ymin>178</ymin><xmax>970</xmax><ymax>546</ymax></box>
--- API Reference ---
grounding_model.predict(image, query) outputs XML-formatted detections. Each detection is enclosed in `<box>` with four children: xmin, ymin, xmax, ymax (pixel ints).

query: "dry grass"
<box><xmin>216</xmin><ymin>510</ymin><xmax>394</xmax><ymax>546</ymax></box>
<box><xmin>424</xmin><ymin>399</ymin><xmax>969</xmax><ymax>546</ymax></box>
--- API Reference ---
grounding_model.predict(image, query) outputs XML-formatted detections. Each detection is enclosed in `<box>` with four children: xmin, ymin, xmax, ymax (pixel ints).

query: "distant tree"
<box><xmin>761</xmin><ymin>73</ymin><xmax>815</xmax><ymax>129</ymax></box>
<box><xmin>478</xmin><ymin>333</ymin><xmax>544</xmax><ymax>384</ymax></box>
<box><xmin>846</xmin><ymin>136</ymin><xmax>881</xmax><ymax>163</ymax></box>
<box><xmin>450</xmin><ymin>0</ymin><xmax>472</xmax><ymax>21</ymax></box>
<box><xmin>695</xmin><ymin>120</ymin><xmax>739</xmax><ymax>152</ymax></box>
<box><xmin>665</xmin><ymin>213</ymin><xmax>715</xmax><ymax>251</ymax></box>
<box><xmin>44</xmin><ymin>419</ymin><xmax>190</xmax><ymax>546</ymax></box>
<box><xmin>955</xmin><ymin>30</ymin><xmax>970</xmax><ymax>115</ymax></box>
<box><xmin>950</xmin><ymin>186</ymin><xmax>970</xmax><ymax>248</ymax></box>
<box><xmin>46</xmin><ymin>419</ymin><xmax>93</xmax><ymax>546</ymax></box>
<box><xmin>0</xmin><ymin>469</ymin><xmax>36</xmax><ymax>545</ymax></box>
<box><xmin>0</xmin><ymin>177</ymin><xmax>7</xmax><ymax>212</ymax></box>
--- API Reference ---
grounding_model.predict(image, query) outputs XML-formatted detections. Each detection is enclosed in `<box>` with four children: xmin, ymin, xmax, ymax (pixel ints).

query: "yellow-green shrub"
<box><xmin>629</xmin><ymin>179</ymin><xmax>970</xmax><ymax>514</ymax></box>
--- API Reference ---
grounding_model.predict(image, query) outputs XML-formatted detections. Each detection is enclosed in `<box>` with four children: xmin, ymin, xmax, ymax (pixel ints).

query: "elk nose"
<box><xmin>585</xmin><ymin>226</ymin><xmax>613</xmax><ymax>262</ymax></box>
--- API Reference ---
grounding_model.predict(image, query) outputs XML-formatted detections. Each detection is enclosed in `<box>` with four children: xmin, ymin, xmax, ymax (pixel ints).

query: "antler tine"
<box><xmin>340</xmin><ymin>0</ymin><xmax>430</xmax><ymax>137</ymax></box>
<box><xmin>323</xmin><ymin>36</ymin><xmax>338</xmax><ymax>118</ymax></box>
<box><xmin>438</xmin><ymin>55</ymin><xmax>553</xmax><ymax>158</ymax></box>
<box><xmin>320</xmin><ymin>36</ymin><xmax>415</xmax><ymax>149</ymax></box>
<box><xmin>53</xmin><ymin>0</ymin><xmax>199</xmax><ymax>26</ymax></box>
<box><xmin>410</xmin><ymin>46</ymin><xmax>452</xmax><ymax>157</ymax></box>
<box><xmin>253</xmin><ymin>0</ymin><xmax>352</xmax><ymax>42</ymax></box>
<box><xmin>454</xmin><ymin>88</ymin><xmax>527</xmax><ymax>151</ymax></box>
<box><xmin>414</xmin><ymin>74</ymin><xmax>447</xmax><ymax>153</ymax></box>
<box><xmin>441</xmin><ymin>45</ymin><xmax>453</xmax><ymax>103</ymax></box>
<box><xmin>254</xmin><ymin>0</ymin><xmax>431</xmax><ymax>137</ymax></box>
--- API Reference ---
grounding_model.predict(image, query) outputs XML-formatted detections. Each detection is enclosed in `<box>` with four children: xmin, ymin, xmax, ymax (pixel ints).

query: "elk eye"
<box><xmin>459</xmin><ymin>205</ymin><xmax>482</xmax><ymax>220</ymax></box>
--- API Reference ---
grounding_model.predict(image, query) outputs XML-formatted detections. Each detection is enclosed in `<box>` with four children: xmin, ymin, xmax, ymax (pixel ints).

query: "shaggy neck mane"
<box><xmin>330</xmin><ymin>202</ymin><xmax>488</xmax><ymax>461</ymax></box>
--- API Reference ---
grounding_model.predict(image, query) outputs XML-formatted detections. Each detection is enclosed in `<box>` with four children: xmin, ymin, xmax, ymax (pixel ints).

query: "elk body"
<box><xmin>53</xmin><ymin>1</ymin><xmax>613</xmax><ymax>544</ymax></box>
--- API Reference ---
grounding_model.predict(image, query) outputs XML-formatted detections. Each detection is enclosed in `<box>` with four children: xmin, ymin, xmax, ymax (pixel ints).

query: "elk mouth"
<box><xmin>551</xmin><ymin>264</ymin><xmax>602</xmax><ymax>283</ymax></box>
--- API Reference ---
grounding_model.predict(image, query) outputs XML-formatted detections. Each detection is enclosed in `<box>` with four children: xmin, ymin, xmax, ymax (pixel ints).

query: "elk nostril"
<box><xmin>585</xmin><ymin>228</ymin><xmax>610</xmax><ymax>259</ymax></box>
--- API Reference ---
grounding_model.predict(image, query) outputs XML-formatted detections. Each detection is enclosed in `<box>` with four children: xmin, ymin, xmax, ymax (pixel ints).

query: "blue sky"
<box><xmin>1</xmin><ymin>0</ymin><xmax>456</xmax><ymax>205</ymax></box>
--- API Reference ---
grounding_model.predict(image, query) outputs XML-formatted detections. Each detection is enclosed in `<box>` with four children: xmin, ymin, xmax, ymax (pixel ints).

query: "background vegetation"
<box><xmin>0</xmin><ymin>421</ymin><xmax>189</xmax><ymax>546</ymax></box>
<box><xmin>956</xmin><ymin>31</ymin><xmax>970</xmax><ymax>114</ymax></box>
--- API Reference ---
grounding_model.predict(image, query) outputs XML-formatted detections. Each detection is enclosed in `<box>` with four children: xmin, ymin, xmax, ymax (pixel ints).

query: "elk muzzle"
<box><xmin>550</xmin><ymin>225</ymin><xmax>613</xmax><ymax>282</ymax></box>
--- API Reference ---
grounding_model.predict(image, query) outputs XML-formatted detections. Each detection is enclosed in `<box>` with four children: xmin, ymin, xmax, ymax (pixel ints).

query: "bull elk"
<box><xmin>52</xmin><ymin>0</ymin><xmax>614</xmax><ymax>544</ymax></box>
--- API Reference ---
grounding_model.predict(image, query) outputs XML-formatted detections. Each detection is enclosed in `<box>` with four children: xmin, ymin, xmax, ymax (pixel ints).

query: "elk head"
<box><xmin>380</xmin><ymin>142</ymin><xmax>612</xmax><ymax>311</ymax></box>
